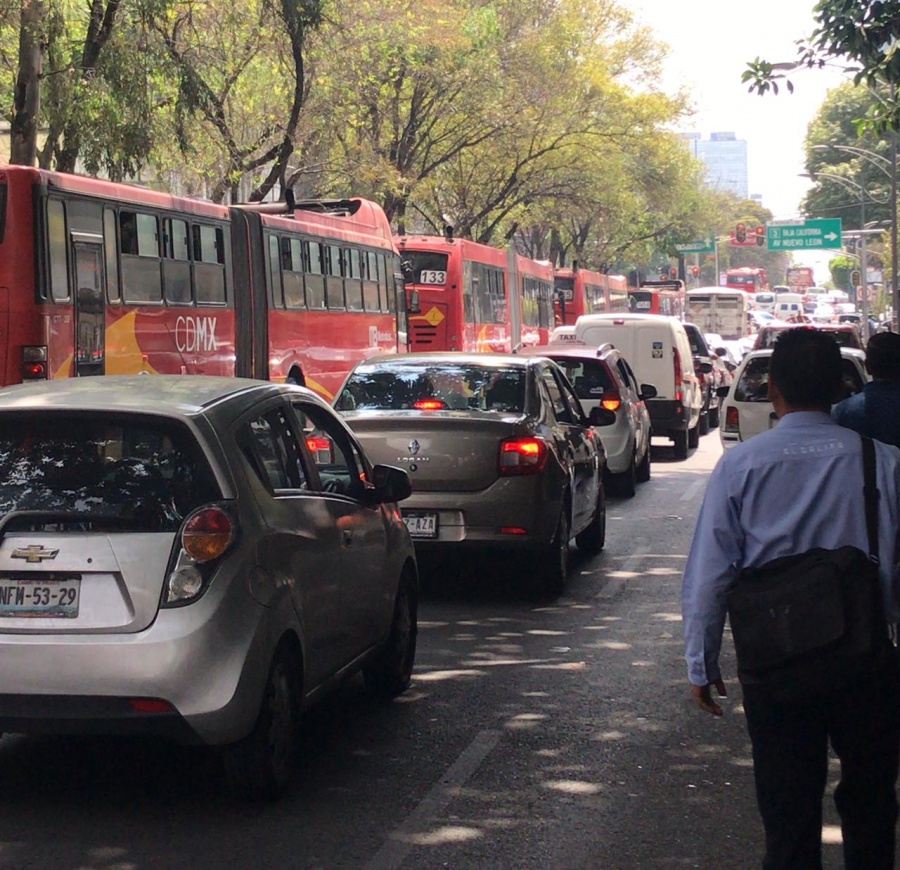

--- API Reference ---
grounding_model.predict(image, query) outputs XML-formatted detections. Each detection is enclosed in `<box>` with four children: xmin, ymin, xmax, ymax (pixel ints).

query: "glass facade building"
<box><xmin>680</xmin><ymin>132</ymin><xmax>749</xmax><ymax>200</ymax></box>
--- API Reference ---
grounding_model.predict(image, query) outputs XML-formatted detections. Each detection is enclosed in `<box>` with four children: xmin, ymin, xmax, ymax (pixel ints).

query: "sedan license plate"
<box><xmin>403</xmin><ymin>512</ymin><xmax>438</xmax><ymax>539</ymax></box>
<box><xmin>0</xmin><ymin>575</ymin><xmax>81</xmax><ymax>618</ymax></box>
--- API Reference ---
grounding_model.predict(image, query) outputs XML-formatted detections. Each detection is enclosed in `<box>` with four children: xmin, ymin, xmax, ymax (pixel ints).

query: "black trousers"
<box><xmin>743</xmin><ymin>654</ymin><xmax>900</xmax><ymax>870</ymax></box>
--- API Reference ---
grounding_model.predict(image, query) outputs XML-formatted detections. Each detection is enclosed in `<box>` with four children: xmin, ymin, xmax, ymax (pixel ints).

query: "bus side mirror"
<box><xmin>406</xmin><ymin>289</ymin><xmax>420</xmax><ymax>314</ymax></box>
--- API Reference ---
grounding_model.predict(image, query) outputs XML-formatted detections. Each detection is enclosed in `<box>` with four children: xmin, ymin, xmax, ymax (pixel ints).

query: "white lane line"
<box><xmin>364</xmin><ymin>729</ymin><xmax>503</xmax><ymax>870</ymax></box>
<box><xmin>596</xmin><ymin>540</ymin><xmax>649</xmax><ymax>598</ymax></box>
<box><xmin>680</xmin><ymin>479</ymin><xmax>705</xmax><ymax>502</ymax></box>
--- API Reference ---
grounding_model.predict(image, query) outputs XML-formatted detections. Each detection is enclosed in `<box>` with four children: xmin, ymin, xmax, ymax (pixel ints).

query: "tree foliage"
<box><xmin>743</xmin><ymin>0</ymin><xmax>900</xmax><ymax>133</ymax></box>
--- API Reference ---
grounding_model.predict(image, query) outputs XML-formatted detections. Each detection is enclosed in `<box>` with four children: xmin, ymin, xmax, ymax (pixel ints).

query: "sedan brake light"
<box><xmin>600</xmin><ymin>390</ymin><xmax>621</xmax><ymax>412</ymax></box>
<box><xmin>413</xmin><ymin>398</ymin><xmax>446</xmax><ymax>410</ymax></box>
<box><xmin>498</xmin><ymin>437</ymin><xmax>548</xmax><ymax>476</ymax></box>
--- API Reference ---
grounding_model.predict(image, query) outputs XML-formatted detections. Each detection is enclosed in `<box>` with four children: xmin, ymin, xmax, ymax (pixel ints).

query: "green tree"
<box><xmin>743</xmin><ymin>0</ymin><xmax>900</xmax><ymax>133</ymax></box>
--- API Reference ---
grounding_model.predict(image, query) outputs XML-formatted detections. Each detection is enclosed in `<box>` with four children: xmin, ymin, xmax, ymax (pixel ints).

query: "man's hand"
<box><xmin>690</xmin><ymin>679</ymin><xmax>727</xmax><ymax>716</ymax></box>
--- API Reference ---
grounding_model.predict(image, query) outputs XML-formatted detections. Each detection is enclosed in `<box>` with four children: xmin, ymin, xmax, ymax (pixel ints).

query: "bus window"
<box><xmin>121</xmin><ymin>211</ymin><xmax>162</xmax><ymax>304</ymax></box>
<box><xmin>281</xmin><ymin>237</ymin><xmax>305</xmax><ymax>309</ymax></box>
<box><xmin>193</xmin><ymin>224</ymin><xmax>226</xmax><ymax>304</ymax></box>
<box><xmin>304</xmin><ymin>241</ymin><xmax>326</xmax><ymax>309</ymax></box>
<box><xmin>267</xmin><ymin>234</ymin><xmax>284</xmax><ymax>308</ymax></box>
<box><xmin>163</xmin><ymin>218</ymin><xmax>191</xmax><ymax>304</ymax></box>
<box><xmin>344</xmin><ymin>248</ymin><xmax>364</xmax><ymax>311</ymax></box>
<box><xmin>324</xmin><ymin>244</ymin><xmax>344</xmax><ymax>309</ymax></box>
<box><xmin>48</xmin><ymin>199</ymin><xmax>69</xmax><ymax>302</ymax></box>
<box><xmin>103</xmin><ymin>208</ymin><xmax>120</xmax><ymax>303</ymax></box>
<box><xmin>363</xmin><ymin>250</ymin><xmax>379</xmax><ymax>312</ymax></box>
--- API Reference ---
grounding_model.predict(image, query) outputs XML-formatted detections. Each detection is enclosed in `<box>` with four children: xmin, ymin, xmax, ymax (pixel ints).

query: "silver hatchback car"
<box><xmin>0</xmin><ymin>376</ymin><xmax>417</xmax><ymax>800</ymax></box>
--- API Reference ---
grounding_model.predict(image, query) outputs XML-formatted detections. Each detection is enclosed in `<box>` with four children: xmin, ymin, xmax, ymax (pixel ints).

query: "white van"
<box><xmin>573</xmin><ymin>313</ymin><xmax>703</xmax><ymax>459</ymax></box>
<box><xmin>773</xmin><ymin>293</ymin><xmax>804</xmax><ymax>322</ymax></box>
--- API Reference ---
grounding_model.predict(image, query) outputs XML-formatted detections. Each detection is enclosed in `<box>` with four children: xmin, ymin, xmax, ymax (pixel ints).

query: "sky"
<box><xmin>625</xmin><ymin>0</ymin><xmax>851</xmax><ymax>279</ymax></box>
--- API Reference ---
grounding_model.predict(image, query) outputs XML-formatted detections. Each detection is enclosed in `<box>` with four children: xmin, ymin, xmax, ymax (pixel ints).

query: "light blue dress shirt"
<box><xmin>682</xmin><ymin>411</ymin><xmax>900</xmax><ymax>687</ymax></box>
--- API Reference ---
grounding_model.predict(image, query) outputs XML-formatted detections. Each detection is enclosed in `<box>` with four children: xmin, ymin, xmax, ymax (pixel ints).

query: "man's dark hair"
<box><xmin>865</xmin><ymin>332</ymin><xmax>900</xmax><ymax>380</ymax></box>
<box><xmin>769</xmin><ymin>328</ymin><xmax>842</xmax><ymax>407</ymax></box>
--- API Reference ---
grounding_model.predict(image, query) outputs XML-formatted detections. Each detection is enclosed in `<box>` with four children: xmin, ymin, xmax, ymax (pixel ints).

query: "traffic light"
<box><xmin>755</xmin><ymin>225</ymin><xmax>765</xmax><ymax>246</ymax></box>
<box><xmin>669</xmin><ymin>267</ymin><xmax>677</xmax><ymax>278</ymax></box>
<box><xmin>735</xmin><ymin>223</ymin><xmax>746</xmax><ymax>243</ymax></box>
<box><xmin>851</xmin><ymin>269</ymin><xmax>861</xmax><ymax>286</ymax></box>
<box><xmin>690</xmin><ymin>265</ymin><xmax>700</xmax><ymax>277</ymax></box>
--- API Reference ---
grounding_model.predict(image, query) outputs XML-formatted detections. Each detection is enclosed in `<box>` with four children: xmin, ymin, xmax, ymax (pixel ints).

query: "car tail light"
<box><xmin>413</xmin><ymin>398</ymin><xmax>446</xmax><ymax>410</ymax></box>
<box><xmin>673</xmin><ymin>349</ymin><xmax>683</xmax><ymax>402</ymax></box>
<box><xmin>164</xmin><ymin>505</ymin><xmax>236</xmax><ymax>606</ymax></box>
<box><xmin>306</xmin><ymin>435</ymin><xmax>331</xmax><ymax>452</ymax></box>
<box><xmin>724</xmin><ymin>406</ymin><xmax>740</xmax><ymax>433</ymax></box>
<box><xmin>498</xmin><ymin>437</ymin><xmax>548</xmax><ymax>475</ymax></box>
<box><xmin>128</xmin><ymin>698</ymin><xmax>175</xmax><ymax>714</ymax></box>
<box><xmin>22</xmin><ymin>346</ymin><xmax>48</xmax><ymax>380</ymax></box>
<box><xmin>600</xmin><ymin>390</ymin><xmax>621</xmax><ymax>411</ymax></box>
<box><xmin>182</xmin><ymin>506</ymin><xmax>234</xmax><ymax>562</ymax></box>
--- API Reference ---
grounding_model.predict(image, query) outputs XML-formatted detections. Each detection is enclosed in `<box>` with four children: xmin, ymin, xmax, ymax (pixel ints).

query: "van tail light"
<box><xmin>600</xmin><ymin>390</ymin><xmax>621</xmax><ymax>411</ymax></box>
<box><xmin>164</xmin><ymin>505</ymin><xmax>236</xmax><ymax>606</ymax></box>
<box><xmin>498</xmin><ymin>437</ymin><xmax>548</xmax><ymax>476</ymax></box>
<box><xmin>673</xmin><ymin>348</ymin><xmax>683</xmax><ymax>402</ymax></box>
<box><xmin>724</xmin><ymin>406</ymin><xmax>740</xmax><ymax>433</ymax></box>
<box><xmin>413</xmin><ymin>398</ymin><xmax>446</xmax><ymax>410</ymax></box>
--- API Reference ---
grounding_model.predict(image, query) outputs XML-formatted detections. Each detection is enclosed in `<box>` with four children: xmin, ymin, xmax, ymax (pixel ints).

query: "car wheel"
<box><xmin>698</xmin><ymin>410</ymin><xmax>710</xmax><ymax>437</ymax></box>
<box><xmin>688</xmin><ymin>422</ymin><xmax>700</xmax><ymax>449</ymax></box>
<box><xmin>363</xmin><ymin>571</ymin><xmax>418</xmax><ymax>699</ymax></box>
<box><xmin>539</xmin><ymin>510</ymin><xmax>570</xmax><ymax>596</ymax></box>
<box><xmin>636</xmin><ymin>445</ymin><xmax>651</xmax><ymax>482</ymax></box>
<box><xmin>611</xmin><ymin>456</ymin><xmax>637</xmax><ymax>498</ymax></box>
<box><xmin>672</xmin><ymin>428</ymin><xmax>688</xmax><ymax>460</ymax></box>
<box><xmin>576</xmin><ymin>484</ymin><xmax>606</xmax><ymax>553</ymax></box>
<box><xmin>708</xmin><ymin>405</ymin><xmax>720</xmax><ymax>429</ymax></box>
<box><xmin>223</xmin><ymin>648</ymin><xmax>301</xmax><ymax>802</ymax></box>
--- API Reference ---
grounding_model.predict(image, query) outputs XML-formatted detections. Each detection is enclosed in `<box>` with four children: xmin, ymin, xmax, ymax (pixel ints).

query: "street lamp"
<box><xmin>811</xmin><ymin>143</ymin><xmax>898</xmax><ymax>332</ymax></box>
<box><xmin>801</xmin><ymin>169</ymin><xmax>888</xmax><ymax>342</ymax></box>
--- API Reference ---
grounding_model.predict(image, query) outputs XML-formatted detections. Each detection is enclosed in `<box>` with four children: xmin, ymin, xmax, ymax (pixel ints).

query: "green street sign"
<box><xmin>766</xmin><ymin>219</ymin><xmax>843</xmax><ymax>250</ymax></box>
<box><xmin>675</xmin><ymin>235</ymin><xmax>715</xmax><ymax>254</ymax></box>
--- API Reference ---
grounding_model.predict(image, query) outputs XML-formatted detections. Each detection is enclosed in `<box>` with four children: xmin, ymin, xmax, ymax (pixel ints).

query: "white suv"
<box><xmin>520</xmin><ymin>343</ymin><xmax>656</xmax><ymax>496</ymax></box>
<box><xmin>719</xmin><ymin>347</ymin><xmax>868</xmax><ymax>449</ymax></box>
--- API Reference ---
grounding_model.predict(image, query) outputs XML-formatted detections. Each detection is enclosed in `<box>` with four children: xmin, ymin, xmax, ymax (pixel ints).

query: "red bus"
<box><xmin>553</xmin><ymin>265</ymin><xmax>630</xmax><ymax>325</ymax></box>
<box><xmin>0</xmin><ymin>165</ymin><xmax>406</xmax><ymax>399</ymax></box>
<box><xmin>628</xmin><ymin>280</ymin><xmax>686</xmax><ymax>318</ymax></box>
<box><xmin>725</xmin><ymin>266</ymin><xmax>769</xmax><ymax>293</ymax></box>
<box><xmin>397</xmin><ymin>234</ymin><xmax>553</xmax><ymax>352</ymax></box>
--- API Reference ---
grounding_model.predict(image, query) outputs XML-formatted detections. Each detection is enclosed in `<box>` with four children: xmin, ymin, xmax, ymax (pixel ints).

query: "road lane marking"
<box><xmin>364</xmin><ymin>729</ymin><xmax>502</xmax><ymax>870</ymax></box>
<box><xmin>680</xmin><ymin>479</ymin><xmax>705</xmax><ymax>502</ymax></box>
<box><xmin>596</xmin><ymin>540</ymin><xmax>649</xmax><ymax>598</ymax></box>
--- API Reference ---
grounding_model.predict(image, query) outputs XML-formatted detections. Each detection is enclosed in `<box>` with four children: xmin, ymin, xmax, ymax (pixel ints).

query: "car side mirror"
<box><xmin>716</xmin><ymin>385</ymin><xmax>731</xmax><ymax>398</ymax></box>
<box><xmin>588</xmin><ymin>406</ymin><xmax>617</xmax><ymax>427</ymax></box>
<box><xmin>698</xmin><ymin>361</ymin><xmax>713</xmax><ymax>374</ymax></box>
<box><xmin>639</xmin><ymin>383</ymin><xmax>657</xmax><ymax>400</ymax></box>
<box><xmin>369</xmin><ymin>464</ymin><xmax>413</xmax><ymax>504</ymax></box>
<box><xmin>406</xmin><ymin>288</ymin><xmax>421</xmax><ymax>315</ymax></box>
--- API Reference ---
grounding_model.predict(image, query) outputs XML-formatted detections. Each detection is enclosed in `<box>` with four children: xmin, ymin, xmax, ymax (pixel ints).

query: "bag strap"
<box><xmin>861</xmin><ymin>435</ymin><xmax>880</xmax><ymax>564</ymax></box>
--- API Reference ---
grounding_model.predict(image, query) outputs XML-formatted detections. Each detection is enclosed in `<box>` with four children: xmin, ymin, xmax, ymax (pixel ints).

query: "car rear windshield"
<box><xmin>337</xmin><ymin>363</ymin><xmax>526</xmax><ymax>412</ymax></box>
<box><xmin>0</xmin><ymin>415</ymin><xmax>220</xmax><ymax>532</ymax></box>
<box><xmin>735</xmin><ymin>357</ymin><xmax>864</xmax><ymax>403</ymax></box>
<box><xmin>547</xmin><ymin>358</ymin><xmax>614</xmax><ymax>399</ymax></box>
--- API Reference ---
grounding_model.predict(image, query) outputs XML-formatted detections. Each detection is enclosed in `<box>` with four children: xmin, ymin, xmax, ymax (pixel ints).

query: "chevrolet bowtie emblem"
<box><xmin>11</xmin><ymin>545</ymin><xmax>60</xmax><ymax>563</ymax></box>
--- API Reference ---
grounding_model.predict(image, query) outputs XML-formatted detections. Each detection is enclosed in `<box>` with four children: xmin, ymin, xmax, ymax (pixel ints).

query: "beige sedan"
<box><xmin>335</xmin><ymin>353</ymin><xmax>615</xmax><ymax>595</ymax></box>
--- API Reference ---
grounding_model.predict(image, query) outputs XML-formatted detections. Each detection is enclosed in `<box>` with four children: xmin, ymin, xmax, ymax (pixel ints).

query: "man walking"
<box><xmin>682</xmin><ymin>329</ymin><xmax>900</xmax><ymax>869</ymax></box>
<box><xmin>832</xmin><ymin>331</ymin><xmax>900</xmax><ymax>448</ymax></box>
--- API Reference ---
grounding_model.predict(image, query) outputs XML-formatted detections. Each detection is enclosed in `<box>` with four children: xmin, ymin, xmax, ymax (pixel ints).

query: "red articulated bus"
<box><xmin>553</xmin><ymin>265</ymin><xmax>630</xmax><ymax>325</ymax></box>
<box><xmin>0</xmin><ymin>165</ymin><xmax>406</xmax><ymax>399</ymax></box>
<box><xmin>628</xmin><ymin>280</ymin><xmax>686</xmax><ymax>318</ymax></box>
<box><xmin>397</xmin><ymin>234</ymin><xmax>554</xmax><ymax>352</ymax></box>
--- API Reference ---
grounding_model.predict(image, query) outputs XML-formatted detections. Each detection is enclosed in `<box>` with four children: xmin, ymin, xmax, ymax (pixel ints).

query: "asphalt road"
<box><xmin>0</xmin><ymin>431</ymin><xmax>868</xmax><ymax>869</ymax></box>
